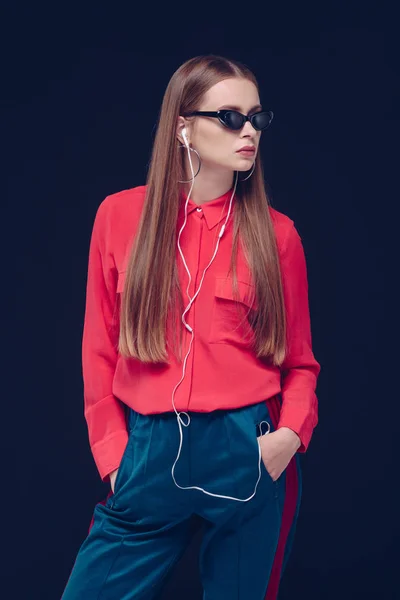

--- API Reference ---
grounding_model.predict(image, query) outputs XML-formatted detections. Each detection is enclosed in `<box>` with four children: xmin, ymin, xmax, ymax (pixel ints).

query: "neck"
<box><xmin>182</xmin><ymin>164</ymin><xmax>235</xmax><ymax>206</ymax></box>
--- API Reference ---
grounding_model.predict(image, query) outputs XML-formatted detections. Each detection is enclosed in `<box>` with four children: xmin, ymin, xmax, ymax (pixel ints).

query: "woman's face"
<box><xmin>182</xmin><ymin>77</ymin><xmax>262</xmax><ymax>174</ymax></box>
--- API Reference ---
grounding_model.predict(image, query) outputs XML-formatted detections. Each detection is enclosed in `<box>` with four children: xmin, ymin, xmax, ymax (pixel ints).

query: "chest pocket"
<box><xmin>209</xmin><ymin>277</ymin><xmax>258</xmax><ymax>346</ymax></box>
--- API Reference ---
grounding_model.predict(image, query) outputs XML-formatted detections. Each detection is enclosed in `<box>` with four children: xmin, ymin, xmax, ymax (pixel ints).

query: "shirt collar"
<box><xmin>178</xmin><ymin>187</ymin><xmax>236</xmax><ymax>230</ymax></box>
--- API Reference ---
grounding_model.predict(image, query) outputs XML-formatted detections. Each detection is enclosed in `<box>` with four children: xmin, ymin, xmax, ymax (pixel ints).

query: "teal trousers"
<box><xmin>61</xmin><ymin>395</ymin><xmax>302</xmax><ymax>599</ymax></box>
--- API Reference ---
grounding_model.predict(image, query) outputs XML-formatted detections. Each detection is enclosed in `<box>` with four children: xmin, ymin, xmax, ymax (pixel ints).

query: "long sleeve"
<box><xmin>82</xmin><ymin>199</ymin><xmax>129</xmax><ymax>482</ymax></box>
<box><xmin>276</xmin><ymin>221</ymin><xmax>321</xmax><ymax>452</ymax></box>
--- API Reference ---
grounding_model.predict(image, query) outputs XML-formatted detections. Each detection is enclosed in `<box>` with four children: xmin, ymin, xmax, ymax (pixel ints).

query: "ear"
<box><xmin>176</xmin><ymin>116</ymin><xmax>189</xmax><ymax>145</ymax></box>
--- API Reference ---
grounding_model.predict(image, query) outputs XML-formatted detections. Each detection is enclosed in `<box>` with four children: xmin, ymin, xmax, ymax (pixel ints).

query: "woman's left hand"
<box><xmin>257</xmin><ymin>427</ymin><xmax>301</xmax><ymax>481</ymax></box>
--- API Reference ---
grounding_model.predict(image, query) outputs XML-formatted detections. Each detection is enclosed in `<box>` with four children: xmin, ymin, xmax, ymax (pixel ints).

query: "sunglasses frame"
<box><xmin>181</xmin><ymin>109</ymin><xmax>274</xmax><ymax>131</ymax></box>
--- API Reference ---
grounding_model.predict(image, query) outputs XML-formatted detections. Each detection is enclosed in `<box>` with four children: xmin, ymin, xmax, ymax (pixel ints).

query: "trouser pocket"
<box><xmin>224</xmin><ymin>399</ymin><xmax>284</xmax><ymax>500</ymax></box>
<box><xmin>252</xmin><ymin>400</ymin><xmax>285</xmax><ymax>493</ymax></box>
<box><xmin>108</xmin><ymin>408</ymin><xmax>140</xmax><ymax>509</ymax></box>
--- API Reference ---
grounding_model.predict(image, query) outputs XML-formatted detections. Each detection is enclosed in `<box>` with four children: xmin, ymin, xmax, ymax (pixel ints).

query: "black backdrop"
<box><xmin>2</xmin><ymin>3</ymin><xmax>398</xmax><ymax>599</ymax></box>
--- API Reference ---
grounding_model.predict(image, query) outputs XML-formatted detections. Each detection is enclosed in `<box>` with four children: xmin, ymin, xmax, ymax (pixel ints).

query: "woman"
<box><xmin>62</xmin><ymin>54</ymin><xmax>321</xmax><ymax>600</ymax></box>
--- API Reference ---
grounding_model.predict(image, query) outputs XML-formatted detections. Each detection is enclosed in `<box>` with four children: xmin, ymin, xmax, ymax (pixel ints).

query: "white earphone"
<box><xmin>169</xmin><ymin>129</ymin><xmax>267</xmax><ymax>503</ymax></box>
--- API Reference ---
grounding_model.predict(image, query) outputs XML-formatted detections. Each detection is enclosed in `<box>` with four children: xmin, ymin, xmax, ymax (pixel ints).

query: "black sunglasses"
<box><xmin>181</xmin><ymin>109</ymin><xmax>273</xmax><ymax>131</ymax></box>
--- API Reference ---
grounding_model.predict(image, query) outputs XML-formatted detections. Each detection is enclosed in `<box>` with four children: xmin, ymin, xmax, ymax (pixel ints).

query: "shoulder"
<box><xmin>268</xmin><ymin>205</ymin><xmax>297</xmax><ymax>254</ymax></box>
<box><xmin>268</xmin><ymin>205</ymin><xmax>294</xmax><ymax>229</ymax></box>
<box><xmin>97</xmin><ymin>184</ymin><xmax>147</xmax><ymax>220</ymax></box>
<box><xmin>93</xmin><ymin>185</ymin><xmax>147</xmax><ymax>271</ymax></box>
<box><xmin>95</xmin><ymin>184</ymin><xmax>147</xmax><ymax>240</ymax></box>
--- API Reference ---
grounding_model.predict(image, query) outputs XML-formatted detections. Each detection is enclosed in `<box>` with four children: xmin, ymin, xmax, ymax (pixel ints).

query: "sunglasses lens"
<box><xmin>252</xmin><ymin>111</ymin><xmax>273</xmax><ymax>130</ymax></box>
<box><xmin>222</xmin><ymin>110</ymin><xmax>273</xmax><ymax>130</ymax></box>
<box><xmin>223</xmin><ymin>111</ymin><xmax>245</xmax><ymax>130</ymax></box>
<box><xmin>253</xmin><ymin>111</ymin><xmax>273</xmax><ymax>130</ymax></box>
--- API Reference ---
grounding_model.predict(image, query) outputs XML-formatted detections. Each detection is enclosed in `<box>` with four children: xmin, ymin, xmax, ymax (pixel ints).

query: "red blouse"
<box><xmin>82</xmin><ymin>185</ymin><xmax>321</xmax><ymax>482</ymax></box>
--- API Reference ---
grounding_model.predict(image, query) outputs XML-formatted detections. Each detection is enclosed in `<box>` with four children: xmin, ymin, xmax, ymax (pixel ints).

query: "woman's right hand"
<box><xmin>109</xmin><ymin>468</ymin><xmax>119</xmax><ymax>493</ymax></box>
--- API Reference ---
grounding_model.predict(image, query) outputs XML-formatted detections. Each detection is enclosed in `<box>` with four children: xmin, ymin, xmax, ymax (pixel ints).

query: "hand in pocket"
<box><xmin>257</xmin><ymin>430</ymin><xmax>292</xmax><ymax>482</ymax></box>
<box><xmin>109</xmin><ymin>468</ymin><xmax>119</xmax><ymax>493</ymax></box>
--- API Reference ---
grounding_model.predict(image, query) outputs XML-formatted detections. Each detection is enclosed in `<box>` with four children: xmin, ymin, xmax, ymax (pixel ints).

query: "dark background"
<box><xmin>2</xmin><ymin>3</ymin><xmax>398</xmax><ymax>599</ymax></box>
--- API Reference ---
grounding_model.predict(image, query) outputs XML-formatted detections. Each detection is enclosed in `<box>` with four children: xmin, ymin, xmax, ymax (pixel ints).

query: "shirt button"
<box><xmin>196</xmin><ymin>207</ymin><xmax>202</xmax><ymax>212</ymax></box>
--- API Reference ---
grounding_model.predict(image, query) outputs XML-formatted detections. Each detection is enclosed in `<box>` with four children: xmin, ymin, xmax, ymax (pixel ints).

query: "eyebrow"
<box><xmin>218</xmin><ymin>104</ymin><xmax>263</xmax><ymax>112</ymax></box>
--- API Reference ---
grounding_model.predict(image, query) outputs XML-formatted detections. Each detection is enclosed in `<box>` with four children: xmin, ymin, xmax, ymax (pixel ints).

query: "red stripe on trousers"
<box><xmin>264</xmin><ymin>394</ymin><xmax>299</xmax><ymax>600</ymax></box>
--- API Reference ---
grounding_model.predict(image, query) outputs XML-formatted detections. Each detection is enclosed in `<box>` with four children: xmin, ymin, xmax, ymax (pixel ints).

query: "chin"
<box><xmin>237</xmin><ymin>160</ymin><xmax>255</xmax><ymax>169</ymax></box>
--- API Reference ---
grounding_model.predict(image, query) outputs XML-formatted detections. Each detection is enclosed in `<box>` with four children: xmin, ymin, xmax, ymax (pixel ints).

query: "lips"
<box><xmin>237</xmin><ymin>146</ymin><xmax>255</xmax><ymax>152</ymax></box>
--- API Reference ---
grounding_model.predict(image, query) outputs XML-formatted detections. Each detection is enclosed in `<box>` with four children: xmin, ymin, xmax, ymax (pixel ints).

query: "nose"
<box><xmin>241</xmin><ymin>119</ymin><xmax>258</xmax><ymax>138</ymax></box>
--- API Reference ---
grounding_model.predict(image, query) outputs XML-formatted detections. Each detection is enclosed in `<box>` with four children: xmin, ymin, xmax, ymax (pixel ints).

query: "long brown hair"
<box><xmin>117</xmin><ymin>54</ymin><xmax>287</xmax><ymax>367</ymax></box>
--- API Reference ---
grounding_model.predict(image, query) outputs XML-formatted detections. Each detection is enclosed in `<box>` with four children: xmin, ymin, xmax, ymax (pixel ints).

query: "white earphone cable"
<box><xmin>170</xmin><ymin>129</ymin><xmax>268</xmax><ymax>502</ymax></box>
